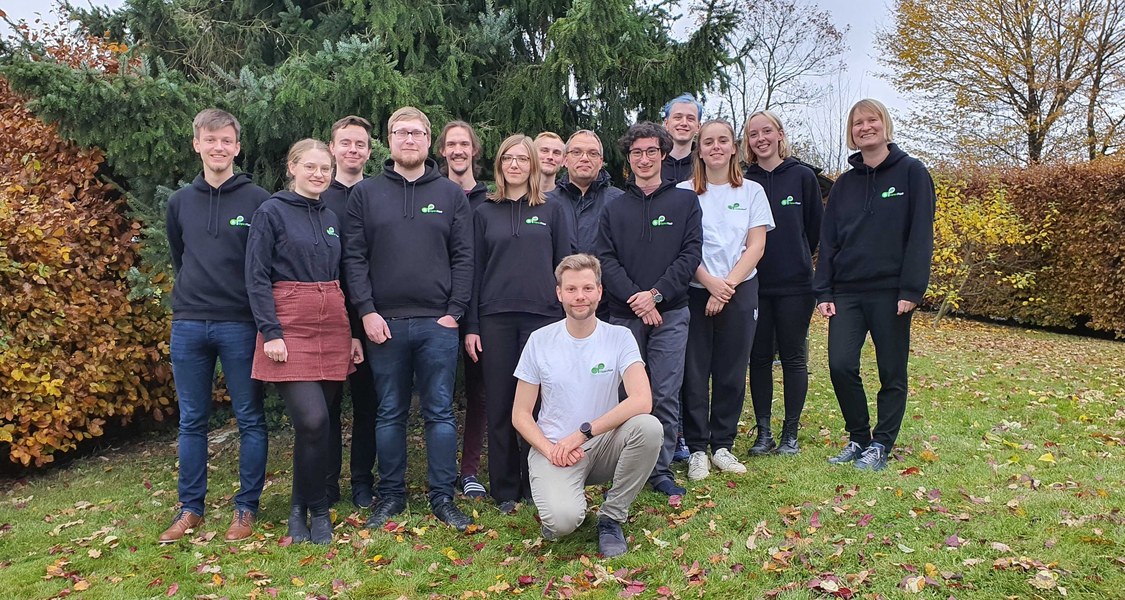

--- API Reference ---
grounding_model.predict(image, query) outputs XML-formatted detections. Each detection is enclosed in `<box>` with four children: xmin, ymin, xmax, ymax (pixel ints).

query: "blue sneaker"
<box><xmin>827</xmin><ymin>441</ymin><xmax>865</xmax><ymax>465</ymax></box>
<box><xmin>854</xmin><ymin>442</ymin><xmax>888</xmax><ymax>471</ymax></box>
<box><xmin>672</xmin><ymin>434</ymin><xmax>690</xmax><ymax>462</ymax></box>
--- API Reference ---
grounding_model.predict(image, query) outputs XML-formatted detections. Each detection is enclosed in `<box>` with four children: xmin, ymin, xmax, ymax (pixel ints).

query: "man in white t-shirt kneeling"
<box><xmin>512</xmin><ymin>253</ymin><xmax>663</xmax><ymax>558</ymax></box>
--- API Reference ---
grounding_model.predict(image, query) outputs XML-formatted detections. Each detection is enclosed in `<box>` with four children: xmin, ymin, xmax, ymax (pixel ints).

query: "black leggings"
<box><xmin>748</xmin><ymin>293</ymin><xmax>815</xmax><ymax>423</ymax></box>
<box><xmin>277</xmin><ymin>380</ymin><xmax>342</xmax><ymax>510</ymax></box>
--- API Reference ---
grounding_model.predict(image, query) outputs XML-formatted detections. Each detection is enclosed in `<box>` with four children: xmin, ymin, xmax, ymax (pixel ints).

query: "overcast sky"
<box><xmin>2</xmin><ymin>0</ymin><xmax>909</xmax><ymax>117</ymax></box>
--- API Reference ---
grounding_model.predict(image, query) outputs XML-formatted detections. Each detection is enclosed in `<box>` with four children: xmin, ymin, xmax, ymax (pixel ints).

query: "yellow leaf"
<box><xmin>1038</xmin><ymin>452</ymin><xmax>1056</xmax><ymax>463</ymax></box>
<box><xmin>291</xmin><ymin>577</ymin><xmax>305</xmax><ymax>586</ymax></box>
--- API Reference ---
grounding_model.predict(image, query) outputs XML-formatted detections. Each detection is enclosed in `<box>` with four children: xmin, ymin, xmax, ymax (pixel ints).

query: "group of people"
<box><xmin>159</xmin><ymin>94</ymin><xmax>934</xmax><ymax>558</ymax></box>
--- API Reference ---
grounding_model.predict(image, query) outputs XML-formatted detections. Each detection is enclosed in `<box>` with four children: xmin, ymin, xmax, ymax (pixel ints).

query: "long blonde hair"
<box><xmin>691</xmin><ymin>119</ymin><xmax>743</xmax><ymax>195</ymax></box>
<box><xmin>490</xmin><ymin>134</ymin><xmax>545</xmax><ymax>205</ymax></box>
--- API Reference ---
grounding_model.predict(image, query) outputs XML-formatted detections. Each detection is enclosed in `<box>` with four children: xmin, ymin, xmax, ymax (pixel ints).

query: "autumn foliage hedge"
<box><xmin>0</xmin><ymin>78</ymin><xmax>174</xmax><ymax>466</ymax></box>
<box><xmin>925</xmin><ymin>160</ymin><xmax>1125</xmax><ymax>337</ymax></box>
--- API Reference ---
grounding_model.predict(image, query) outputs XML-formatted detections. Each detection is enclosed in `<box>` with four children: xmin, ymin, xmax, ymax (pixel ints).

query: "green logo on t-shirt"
<box><xmin>780</xmin><ymin>195</ymin><xmax>801</xmax><ymax>206</ymax></box>
<box><xmin>421</xmin><ymin>203</ymin><xmax>444</xmax><ymax>214</ymax></box>
<box><xmin>727</xmin><ymin>202</ymin><xmax>748</xmax><ymax>211</ymax></box>
<box><xmin>525</xmin><ymin>216</ymin><xmax>548</xmax><ymax>226</ymax></box>
<box><xmin>229</xmin><ymin>215</ymin><xmax>251</xmax><ymax>227</ymax></box>
<box><xmin>591</xmin><ymin>362</ymin><xmax>614</xmax><ymax>375</ymax></box>
<box><xmin>651</xmin><ymin>215</ymin><xmax>673</xmax><ymax>227</ymax></box>
<box><xmin>326</xmin><ymin>226</ymin><xmax>339</xmax><ymax>238</ymax></box>
<box><xmin>880</xmin><ymin>187</ymin><xmax>905</xmax><ymax>198</ymax></box>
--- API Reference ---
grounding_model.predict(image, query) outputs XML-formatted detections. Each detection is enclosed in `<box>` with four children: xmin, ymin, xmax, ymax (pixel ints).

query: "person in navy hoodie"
<box><xmin>743</xmin><ymin>110</ymin><xmax>823</xmax><ymax>456</ymax></box>
<box><xmin>814</xmin><ymin>99</ymin><xmax>935</xmax><ymax>472</ymax></box>
<box><xmin>436</xmin><ymin>120</ymin><xmax>490</xmax><ymax>501</ymax></box>
<box><xmin>596</xmin><ymin>122</ymin><xmax>702</xmax><ymax>498</ymax></box>
<box><xmin>463</xmin><ymin>134</ymin><xmax>573</xmax><ymax>513</ymax></box>
<box><xmin>161</xmin><ymin>109</ymin><xmax>270</xmax><ymax>544</ymax></box>
<box><xmin>245</xmin><ymin>139</ymin><xmax>363</xmax><ymax>544</ymax></box>
<box><xmin>319</xmin><ymin>115</ymin><xmax>378</xmax><ymax>510</ymax></box>
<box><xmin>343</xmin><ymin>107</ymin><xmax>475</xmax><ymax>532</ymax></box>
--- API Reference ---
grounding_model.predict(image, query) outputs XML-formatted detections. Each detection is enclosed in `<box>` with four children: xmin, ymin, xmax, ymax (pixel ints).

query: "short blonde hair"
<box><xmin>535</xmin><ymin>131</ymin><xmax>563</xmax><ymax>143</ymax></box>
<box><xmin>490</xmin><ymin>134</ymin><xmax>545</xmax><ymax>206</ymax></box>
<box><xmin>387</xmin><ymin>106</ymin><xmax>431</xmax><ymax>135</ymax></box>
<box><xmin>846</xmin><ymin>99</ymin><xmax>894</xmax><ymax>150</ymax></box>
<box><xmin>285</xmin><ymin>138</ymin><xmax>332</xmax><ymax>191</ymax></box>
<box><xmin>554</xmin><ymin>253</ymin><xmax>602</xmax><ymax>285</ymax></box>
<box><xmin>743</xmin><ymin>110</ymin><xmax>791</xmax><ymax>164</ymax></box>
<box><xmin>192</xmin><ymin>108</ymin><xmax>240</xmax><ymax>139</ymax></box>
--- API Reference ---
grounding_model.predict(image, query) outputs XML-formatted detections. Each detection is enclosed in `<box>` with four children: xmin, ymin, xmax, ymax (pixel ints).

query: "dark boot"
<box><xmin>777</xmin><ymin>418</ymin><xmax>799</xmax><ymax>455</ymax></box>
<box><xmin>287</xmin><ymin>503</ymin><xmax>310</xmax><ymax>543</ymax></box>
<box><xmin>747</xmin><ymin>418</ymin><xmax>776</xmax><ymax>456</ymax></box>
<box><xmin>309</xmin><ymin>504</ymin><xmax>332</xmax><ymax>545</ymax></box>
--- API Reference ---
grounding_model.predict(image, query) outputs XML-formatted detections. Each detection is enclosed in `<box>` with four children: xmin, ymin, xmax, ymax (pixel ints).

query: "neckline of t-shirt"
<box><xmin>563</xmin><ymin>319</ymin><xmax>601</xmax><ymax>342</ymax></box>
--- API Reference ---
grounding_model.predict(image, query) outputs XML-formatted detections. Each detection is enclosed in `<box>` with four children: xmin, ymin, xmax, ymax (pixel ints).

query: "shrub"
<box><xmin>0</xmin><ymin>78</ymin><xmax>174</xmax><ymax>466</ymax></box>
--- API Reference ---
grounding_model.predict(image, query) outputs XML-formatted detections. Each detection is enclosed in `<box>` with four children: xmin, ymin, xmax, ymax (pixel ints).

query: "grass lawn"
<box><xmin>1</xmin><ymin>314</ymin><xmax>1123</xmax><ymax>599</ymax></box>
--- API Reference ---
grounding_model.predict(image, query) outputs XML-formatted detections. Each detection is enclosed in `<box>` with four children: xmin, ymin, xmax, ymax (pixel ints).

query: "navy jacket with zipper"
<box><xmin>549</xmin><ymin>169</ymin><xmax>623</xmax><ymax>254</ymax></box>
<box><xmin>745</xmin><ymin>157</ymin><xmax>824</xmax><ymax>296</ymax></box>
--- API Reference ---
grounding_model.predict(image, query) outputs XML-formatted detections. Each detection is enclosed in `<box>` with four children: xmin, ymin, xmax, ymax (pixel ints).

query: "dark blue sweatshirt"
<box><xmin>549</xmin><ymin>169</ymin><xmax>623</xmax><ymax>253</ymax></box>
<box><xmin>745</xmin><ymin>157</ymin><xmax>824</xmax><ymax>296</ymax></box>
<box><xmin>166</xmin><ymin>172</ymin><xmax>269</xmax><ymax>322</ymax></box>
<box><xmin>467</xmin><ymin>196</ymin><xmax>573</xmax><ymax>334</ymax></box>
<box><xmin>661</xmin><ymin>153</ymin><xmax>694</xmax><ymax>183</ymax></box>
<box><xmin>245</xmin><ymin>190</ymin><xmax>342</xmax><ymax>340</ymax></box>
<box><xmin>465</xmin><ymin>181</ymin><xmax>489</xmax><ymax>212</ymax></box>
<box><xmin>342</xmin><ymin>159</ymin><xmax>474</xmax><ymax>319</ymax></box>
<box><xmin>321</xmin><ymin>177</ymin><xmax>367</xmax><ymax>337</ymax></box>
<box><xmin>595</xmin><ymin>179</ymin><xmax>703</xmax><ymax>318</ymax></box>
<box><xmin>812</xmin><ymin>144</ymin><xmax>935</xmax><ymax>304</ymax></box>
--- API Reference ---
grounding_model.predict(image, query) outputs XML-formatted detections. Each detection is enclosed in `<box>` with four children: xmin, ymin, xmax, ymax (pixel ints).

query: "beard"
<box><xmin>392</xmin><ymin>149</ymin><xmax>426</xmax><ymax>170</ymax></box>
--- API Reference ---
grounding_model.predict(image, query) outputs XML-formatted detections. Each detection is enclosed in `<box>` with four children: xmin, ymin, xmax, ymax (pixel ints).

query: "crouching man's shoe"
<box><xmin>596</xmin><ymin>516</ymin><xmax>628</xmax><ymax>558</ymax></box>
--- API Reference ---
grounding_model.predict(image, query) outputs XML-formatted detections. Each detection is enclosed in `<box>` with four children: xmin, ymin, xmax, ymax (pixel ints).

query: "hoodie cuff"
<box><xmin>356</xmin><ymin>300</ymin><xmax>377</xmax><ymax>318</ymax></box>
<box><xmin>899</xmin><ymin>289</ymin><xmax>924</xmax><ymax>305</ymax></box>
<box><xmin>446</xmin><ymin>303</ymin><xmax>465</xmax><ymax>320</ymax></box>
<box><xmin>262</xmin><ymin>327</ymin><xmax>284</xmax><ymax>342</ymax></box>
<box><xmin>815</xmin><ymin>294</ymin><xmax>834</xmax><ymax>305</ymax></box>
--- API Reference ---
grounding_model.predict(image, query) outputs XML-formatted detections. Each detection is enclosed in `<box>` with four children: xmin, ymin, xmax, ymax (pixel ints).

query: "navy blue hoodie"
<box><xmin>166</xmin><ymin>172</ymin><xmax>269</xmax><ymax>322</ymax></box>
<box><xmin>812</xmin><ymin>144</ymin><xmax>935</xmax><ymax>304</ymax></box>
<box><xmin>465</xmin><ymin>181</ymin><xmax>489</xmax><ymax>212</ymax></box>
<box><xmin>661</xmin><ymin>153</ymin><xmax>694</xmax><ymax>183</ymax></box>
<box><xmin>549</xmin><ymin>169</ymin><xmax>623</xmax><ymax>253</ymax></box>
<box><xmin>595</xmin><ymin>179</ymin><xmax>703</xmax><ymax>318</ymax></box>
<box><xmin>466</xmin><ymin>196</ymin><xmax>573</xmax><ymax>334</ymax></box>
<box><xmin>245</xmin><ymin>190</ymin><xmax>342</xmax><ymax>340</ymax></box>
<box><xmin>321</xmin><ymin>177</ymin><xmax>367</xmax><ymax>336</ymax></box>
<box><xmin>342</xmin><ymin>158</ymin><xmax>473</xmax><ymax>319</ymax></box>
<box><xmin>745</xmin><ymin>157</ymin><xmax>824</xmax><ymax>296</ymax></box>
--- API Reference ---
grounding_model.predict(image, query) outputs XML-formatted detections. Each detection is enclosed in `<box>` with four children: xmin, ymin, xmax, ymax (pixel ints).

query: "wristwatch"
<box><xmin>650</xmin><ymin>288</ymin><xmax>663</xmax><ymax>303</ymax></box>
<box><xmin>580</xmin><ymin>422</ymin><xmax>594</xmax><ymax>440</ymax></box>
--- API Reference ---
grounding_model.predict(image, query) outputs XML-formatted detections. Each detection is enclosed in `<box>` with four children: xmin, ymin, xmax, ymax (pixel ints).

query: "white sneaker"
<box><xmin>687</xmin><ymin>451</ymin><xmax>710</xmax><ymax>481</ymax></box>
<box><xmin>711</xmin><ymin>448</ymin><xmax>747</xmax><ymax>474</ymax></box>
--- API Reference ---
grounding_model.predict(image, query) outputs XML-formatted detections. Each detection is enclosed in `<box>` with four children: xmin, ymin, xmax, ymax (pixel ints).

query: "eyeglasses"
<box><xmin>566</xmin><ymin>149</ymin><xmax>602</xmax><ymax>160</ymax></box>
<box><xmin>299</xmin><ymin>163</ymin><xmax>333</xmax><ymax>176</ymax></box>
<box><xmin>628</xmin><ymin>147</ymin><xmax>662</xmax><ymax>160</ymax></box>
<box><xmin>500</xmin><ymin>154</ymin><xmax>531</xmax><ymax>166</ymax></box>
<box><xmin>391</xmin><ymin>129</ymin><xmax>429</xmax><ymax>141</ymax></box>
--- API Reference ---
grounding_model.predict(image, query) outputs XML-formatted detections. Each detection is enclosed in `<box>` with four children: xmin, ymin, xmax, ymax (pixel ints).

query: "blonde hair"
<box><xmin>192</xmin><ymin>108</ymin><xmax>240</xmax><ymax>139</ymax></box>
<box><xmin>387</xmin><ymin>106</ymin><xmax>431</xmax><ymax>135</ymax></box>
<box><xmin>535</xmin><ymin>131</ymin><xmax>563</xmax><ymax>143</ymax></box>
<box><xmin>743</xmin><ymin>110</ymin><xmax>792</xmax><ymax>164</ymax></box>
<box><xmin>554</xmin><ymin>253</ymin><xmax>602</xmax><ymax>285</ymax></box>
<box><xmin>846</xmin><ymin>99</ymin><xmax>894</xmax><ymax>150</ymax></box>
<box><xmin>691</xmin><ymin>119</ymin><xmax>743</xmax><ymax>195</ymax></box>
<box><xmin>285</xmin><ymin>138</ymin><xmax>332</xmax><ymax>191</ymax></box>
<box><xmin>490</xmin><ymin>134</ymin><xmax>545</xmax><ymax>206</ymax></box>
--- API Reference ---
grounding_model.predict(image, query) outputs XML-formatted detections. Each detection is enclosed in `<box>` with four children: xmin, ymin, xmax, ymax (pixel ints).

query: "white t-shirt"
<box><xmin>513</xmin><ymin>318</ymin><xmax>644</xmax><ymax>443</ymax></box>
<box><xmin>678</xmin><ymin>180</ymin><xmax>775</xmax><ymax>287</ymax></box>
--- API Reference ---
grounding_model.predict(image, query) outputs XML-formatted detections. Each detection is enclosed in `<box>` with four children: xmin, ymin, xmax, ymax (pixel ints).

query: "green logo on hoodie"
<box><xmin>881</xmin><ymin>187</ymin><xmax>905</xmax><ymax>198</ymax></box>
<box><xmin>780</xmin><ymin>195</ymin><xmax>801</xmax><ymax>206</ymax></box>
<box><xmin>525</xmin><ymin>216</ymin><xmax>547</xmax><ymax>226</ymax></box>
<box><xmin>591</xmin><ymin>362</ymin><xmax>613</xmax><ymax>375</ymax></box>
<box><xmin>229</xmin><ymin>215</ymin><xmax>250</xmax><ymax>227</ymax></box>
<box><xmin>326</xmin><ymin>227</ymin><xmax>339</xmax><ymax>238</ymax></box>
<box><xmin>651</xmin><ymin>215</ymin><xmax>673</xmax><ymax>227</ymax></box>
<box><xmin>727</xmin><ymin>202</ymin><xmax>748</xmax><ymax>211</ymax></box>
<box><xmin>421</xmin><ymin>203</ymin><xmax>444</xmax><ymax>214</ymax></box>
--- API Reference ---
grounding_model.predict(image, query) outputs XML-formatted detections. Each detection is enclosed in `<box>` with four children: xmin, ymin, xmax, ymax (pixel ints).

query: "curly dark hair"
<box><xmin>617</xmin><ymin>121</ymin><xmax>673</xmax><ymax>156</ymax></box>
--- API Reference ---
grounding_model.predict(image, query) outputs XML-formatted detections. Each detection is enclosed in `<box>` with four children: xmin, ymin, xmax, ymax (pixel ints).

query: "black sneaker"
<box><xmin>498</xmin><ymin>500</ymin><xmax>518</xmax><ymax>515</ymax></box>
<box><xmin>827</xmin><ymin>441</ymin><xmax>866</xmax><ymax>465</ymax></box>
<box><xmin>351</xmin><ymin>484</ymin><xmax>374</xmax><ymax>510</ymax></box>
<box><xmin>364</xmin><ymin>496</ymin><xmax>406</xmax><ymax>529</ymax></box>
<box><xmin>432</xmin><ymin>497</ymin><xmax>473</xmax><ymax>532</ymax></box>
<box><xmin>854</xmin><ymin>442</ymin><xmax>888</xmax><ymax>471</ymax></box>
<box><xmin>596</xmin><ymin>516</ymin><xmax>628</xmax><ymax>557</ymax></box>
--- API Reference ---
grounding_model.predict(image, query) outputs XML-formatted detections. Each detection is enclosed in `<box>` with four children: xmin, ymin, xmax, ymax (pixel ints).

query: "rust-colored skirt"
<box><xmin>251</xmin><ymin>281</ymin><xmax>357</xmax><ymax>382</ymax></box>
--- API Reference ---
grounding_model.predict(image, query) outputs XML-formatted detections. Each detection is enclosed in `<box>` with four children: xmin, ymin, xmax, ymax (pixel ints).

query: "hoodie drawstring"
<box><xmin>207</xmin><ymin>187</ymin><xmax>224</xmax><ymax>238</ymax></box>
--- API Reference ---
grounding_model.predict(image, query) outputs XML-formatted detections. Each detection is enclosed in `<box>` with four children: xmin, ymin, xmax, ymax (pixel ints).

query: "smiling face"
<box><xmin>440</xmin><ymin>125</ymin><xmax>476</xmax><ymax>177</ymax></box>
<box><xmin>192</xmin><ymin>125</ymin><xmax>240</xmax><ymax>175</ymax></box>
<box><xmin>744</xmin><ymin>114</ymin><xmax>784</xmax><ymax>163</ymax></box>
<box><xmin>289</xmin><ymin>148</ymin><xmax>333</xmax><ymax>198</ymax></box>
<box><xmin>556</xmin><ymin>267</ymin><xmax>601</xmax><ymax>321</ymax></box>
<box><xmin>627</xmin><ymin>137</ymin><xmax>665</xmax><ymax>184</ymax></box>
<box><xmin>537</xmin><ymin>136</ymin><xmax>565</xmax><ymax>177</ymax></box>
<box><xmin>329</xmin><ymin>124</ymin><xmax>371</xmax><ymax>177</ymax></box>
<box><xmin>850</xmin><ymin>109</ymin><xmax>887</xmax><ymax>152</ymax></box>
<box><xmin>698</xmin><ymin>122</ymin><xmax>737</xmax><ymax>172</ymax></box>
<box><xmin>389</xmin><ymin>118</ymin><xmax>430</xmax><ymax>169</ymax></box>
<box><xmin>664</xmin><ymin>102</ymin><xmax>700</xmax><ymax>146</ymax></box>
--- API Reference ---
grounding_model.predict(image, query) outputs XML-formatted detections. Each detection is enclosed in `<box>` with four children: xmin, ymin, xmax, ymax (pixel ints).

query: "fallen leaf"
<box><xmin>1038</xmin><ymin>452</ymin><xmax>1056</xmax><ymax>464</ymax></box>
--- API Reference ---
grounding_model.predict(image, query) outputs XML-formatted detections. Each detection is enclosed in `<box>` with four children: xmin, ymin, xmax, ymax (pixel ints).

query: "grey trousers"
<box><xmin>610</xmin><ymin>306</ymin><xmax>690</xmax><ymax>487</ymax></box>
<box><xmin>528</xmin><ymin>414</ymin><xmax>662</xmax><ymax>538</ymax></box>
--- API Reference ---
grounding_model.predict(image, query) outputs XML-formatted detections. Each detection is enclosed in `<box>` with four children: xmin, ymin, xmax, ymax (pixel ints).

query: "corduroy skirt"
<box><xmin>251</xmin><ymin>281</ymin><xmax>356</xmax><ymax>382</ymax></box>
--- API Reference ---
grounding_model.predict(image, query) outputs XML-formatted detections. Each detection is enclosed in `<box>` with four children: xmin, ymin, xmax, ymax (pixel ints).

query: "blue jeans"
<box><xmin>366</xmin><ymin>318</ymin><xmax>460</xmax><ymax>505</ymax></box>
<box><xmin>170</xmin><ymin>320</ymin><xmax>267</xmax><ymax>516</ymax></box>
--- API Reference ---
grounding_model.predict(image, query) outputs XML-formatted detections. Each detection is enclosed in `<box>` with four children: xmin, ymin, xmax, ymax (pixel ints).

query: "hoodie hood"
<box><xmin>381</xmin><ymin>158</ymin><xmax>443</xmax><ymax>218</ymax></box>
<box><xmin>846</xmin><ymin>143</ymin><xmax>909</xmax><ymax>214</ymax></box>
<box><xmin>190</xmin><ymin>171</ymin><xmax>257</xmax><ymax>238</ymax></box>
<box><xmin>623</xmin><ymin>177</ymin><xmax>682</xmax><ymax>241</ymax></box>
<box><xmin>465</xmin><ymin>181</ymin><xmax>489</xmax><ymax>211</ymax></box>
<box><xmin>273</xmin><ymin>189</ymin><xmax>331</xmax><ymax>246</ymax></box>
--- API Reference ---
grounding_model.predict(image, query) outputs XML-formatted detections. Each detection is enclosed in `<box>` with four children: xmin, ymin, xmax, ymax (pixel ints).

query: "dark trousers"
<box><xmin>457</xmin><ymin>339</ymin><xmax>487</xmax><ymax>478</ymax></box>
<box><xmin>278</xmin><ymin>380</ymin><xmax>342</xmax><ymax>510</ymax></box>
<box><xmin>827</xmin><ymin>290</ymin><xmax>913</xmax><ymax>449</ymax></box>
<box><xmin>326</xmin><ymin>362</ymin><xmax>378</xmax><ymax>501</ymax></box>
<box><xmin>682</xmin><ymin>280</ymin><xmax>758</xmax><ymax>453</ymax></box>
<box><xmin>480</xmin><ymin>312</ymin><xmax>556</xmax><ymax>502</ymax></box>
<box><xmin>748</xmin><ymin>293</ymin><xmax>815</xmax><ymax>423</ymax></box>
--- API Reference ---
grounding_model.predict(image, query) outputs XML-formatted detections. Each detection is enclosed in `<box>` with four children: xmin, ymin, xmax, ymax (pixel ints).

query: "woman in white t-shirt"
<box><xmin>677</xmin><ymin>119</ymin><xmax>775</xmax><ymax>481</ymax></box>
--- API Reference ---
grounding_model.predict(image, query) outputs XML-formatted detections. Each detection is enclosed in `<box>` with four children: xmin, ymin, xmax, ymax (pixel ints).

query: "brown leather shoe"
<box><xmin>158</xmin><ymin>510</ymin><xmax>203</xmax><ymax>544</ymax></box>
<box><xmin>224</xmin><ymin>509</ymin><xmax>255</xmax><ymax>541</ymax></box>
